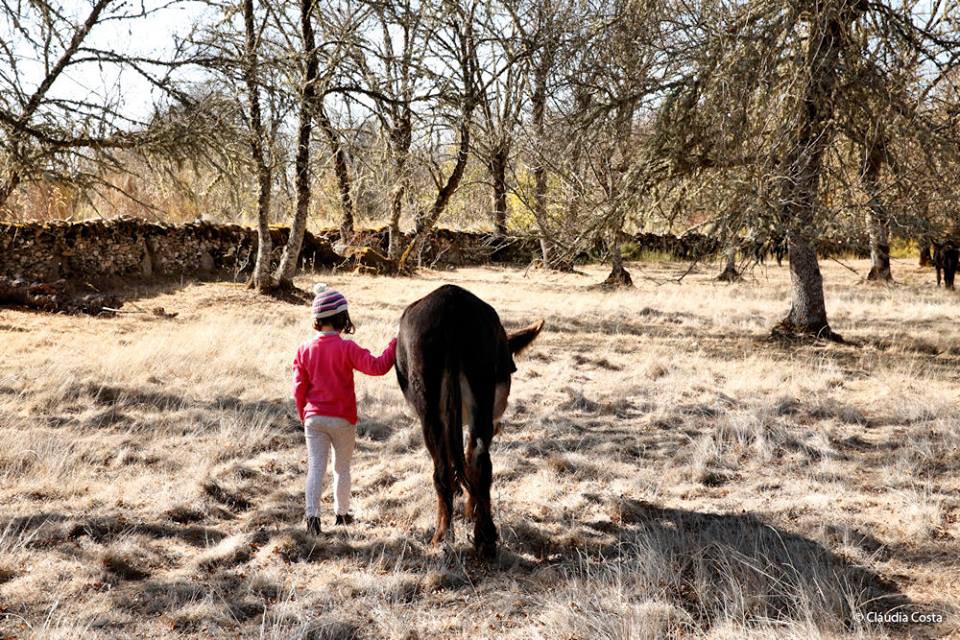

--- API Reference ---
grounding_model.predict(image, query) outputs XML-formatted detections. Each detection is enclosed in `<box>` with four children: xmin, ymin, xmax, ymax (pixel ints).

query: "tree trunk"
<box><xmin>242</xmin><ymin>0</ymin><xmax>273</xmax><ymax>292</ymax></box>
<box><xmin>537</xmin><ymin>237</ymin><xmax>552</xmax><ymax>265</ymax></box>
<box><xmin>275</xmin><ymin>0</ymin><xmax>319</xmax><ymax>286</ymax></box>
<box><xmin>861</xmin><ymin>145</ymin><xmax>891</xmax><ymax>282</ymax></box>
<box><xmin>865</xmin><ymin>213</ymin><xmax>892</xmax><ymax>282</ymax></box>
<box><xmin>489</xmin><ymin>145</ymin><xmax>509</xmax><ymax>236</ymax></box>
<box><xmin>252</xmin><ymin>164</ymin><xmax>274</xmax><ymax>290</ymax></box>
<box><xmin>717</xmin><ymin>243</ymin><xmax>740</xmax><ymax>282</ymax></box>
<box><xmin>0</xmin><ymin>171</ymin><xmax>21</xmax><ymax>214</ymax></box>
<box><xmin>387</xmin><ymin>183</ymin><xmax>405</xmax><ymax>260</ymax></box>
<box><xmin>599</xmin><ymin>121</ymin><xmax>632</xmax><ymax>288</ymax></box>
<box><xmin>600</xmin><ymin>214</ymin><xmax>632</xmax><ymax>287</ymax></box>
<box><xmin>783</xmin><ymin>240</ymin><xmax>831</xmax><ymax>332</ymax></box>
<box><xmin>387</xmin><ymin>116</ymin><xmax>412</xmax><ymax>261</ymax></box>
<box><xmin>774</xmin><ymin>3</ymin><xmax>853</xmax><ymax>340</ymax></box>
<box><xmin>316</xmin><ymin>102</ymin><xmax>355</xmax><ymax>244</ymax></box>
<box><xmin>531</xmin><ymin>60</ymin><xmax>553</xmax><ymax>265</ymax></box>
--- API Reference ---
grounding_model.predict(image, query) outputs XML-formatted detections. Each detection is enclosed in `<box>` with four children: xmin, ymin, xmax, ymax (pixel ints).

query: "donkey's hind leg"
<box><xmin>463</xmin><ymin>380</ymin><xmax>498</xmax><ymax>560</ymax></box>
<box><xmin>422</xmin><ymin>414</ymin><xmax>455</xmax><ymax>545</ymax></box>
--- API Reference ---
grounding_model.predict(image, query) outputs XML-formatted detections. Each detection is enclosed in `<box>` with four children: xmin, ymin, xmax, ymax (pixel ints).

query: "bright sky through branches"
<box><xmin>1</xmin><ymin>0</ymin><xmax>946</xmax><ymax>129</ymax></box>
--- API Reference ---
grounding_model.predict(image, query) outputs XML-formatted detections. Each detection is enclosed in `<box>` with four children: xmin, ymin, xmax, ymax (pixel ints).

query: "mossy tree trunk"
<box><xmin>862</xmin><ymin>144</ymin><xmax>892</xmax><ymax>282</ymax></box>
<box><xmin>775</xmin><ymin>3</ymin><xmax>857</xmax><ymax>340</ymax></box>
<box><xmin>386</xmin><ymin>115</ymin><xmax>412</xmax><ymax>261</ymax></box>
<box><xmin>275</xmin><ymin>0</ymin><xmax>319</xmax><ymax>286</ymax></box>
<box><xmin>717</xmin><ymin>243</ymin><xmax>740</xmax><ymax>282</ymax></box>
<box><xmin>316</xmin><ymin>102</ymin><xmax>355</xmax><ymax>245</ymax></box>
<box><xmin>242</xmin><ymin>0</ymin><xmax>274</xmax><ymax>292</ymax></box>
<box><xmin>489</xmin><ymin>144</ymin><xmax>509</xmax><ymax>237</ymax></box>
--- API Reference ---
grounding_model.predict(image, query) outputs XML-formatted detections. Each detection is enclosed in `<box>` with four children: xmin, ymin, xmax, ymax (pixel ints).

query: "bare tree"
<box><xmin>396</xmin><ymin>0</ymin><xmax>480</xmax><ymax>270</ymax></box>
<box><xmin>342</xmin><ymin>0</ymin><xmax>434</xmax><ymax>260</ymax></box>
<box><xmin>272</xmin><ymin>0</ymin><xmax>321</xmax><ymax>285</ymax></box>
<box><xmin>241</xmin><ymin>0</ymin><xmax>276</xmax><ymax>291</ymax></box>
<box><xmin>665</xmin><ymin>0</ymin><xmax>947</xmax><ymax>336</ymax></box>
<box><xmin>0</xmin><ymin>0</ymin><xmax>213</xmax><ymax>216</ymax></box>
<box><xmin>324</xmin><ymin>0</ymin><xmax>482</xmax><ymax>270</ymax></box>
<box><xmin>523</xmin><ymin>0</ymin><xmax>566</xmax><ymax>266</ymax></box>
<box><xmin>471</xmin><ymin>0</ymin><xmax>528</xmax><ymax>237</ymax></box>
<box><xmin>513</xmin><ymin>0</ymin><xmax>680</xmax><ymax>283</ymax></box>
<box><xmin>186</xmin><ymin>0</ymin><xmax>293</xmax><ymax>291</ymax></box>
<box><xmin>773</xmin><ymin>2</ymin><xmax>849</xmax><ymax>338</ymax></box>
<box><xmin>309</xmin><ymin>2</ymin><xmax>369</xmax><ymax>243</ymax></box>
<box><xmin>860</xmin><ymin>141</ymin><xmax>892</xmax><ymax>281</ymax></box>
<box><xmin>317</xmin><ymin>101</ymin><xmax>357</xmax><ymax>242</ymax></box>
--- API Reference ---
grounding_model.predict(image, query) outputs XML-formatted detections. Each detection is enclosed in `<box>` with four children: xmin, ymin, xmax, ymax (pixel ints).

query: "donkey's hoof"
<box><xmin>431</xmin><ymin>529</ymin><xmax>454</xmax><ymax>546</ymax></box>
<box><xmin>475</xmin><ymin>540</ymin><xmax>498</xmax><ymax>561</ymax></box>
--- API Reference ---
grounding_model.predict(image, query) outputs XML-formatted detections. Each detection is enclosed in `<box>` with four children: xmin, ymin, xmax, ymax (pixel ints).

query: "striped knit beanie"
<box><xmin>312</xmin><ymin>284</ymin><xmax>348</xmax><ymax>320</ymax></box>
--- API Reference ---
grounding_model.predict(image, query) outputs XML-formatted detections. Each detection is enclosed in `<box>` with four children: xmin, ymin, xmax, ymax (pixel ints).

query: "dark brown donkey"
<box><xmin>396</xmin><ymin>284</ymin><xmax>543</xmax><ymax>559</ymax></box>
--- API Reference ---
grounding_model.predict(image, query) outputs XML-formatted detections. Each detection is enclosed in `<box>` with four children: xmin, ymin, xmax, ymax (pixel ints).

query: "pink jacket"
<box><xmin>292</xmin><ymin>333</ymin><xmax>397</xmax><ymax>424</ymax></box>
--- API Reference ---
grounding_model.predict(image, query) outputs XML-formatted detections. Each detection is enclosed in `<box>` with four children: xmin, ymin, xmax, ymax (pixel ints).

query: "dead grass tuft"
<box><xmin>202</xmin><ymin>479</ymin><xmax>253</xmax><ymax>512</ymax></box>
<box><xmin>101</xmin><ymin>546</ymin><xmax>152</xmax><ymax>581</ymax></box>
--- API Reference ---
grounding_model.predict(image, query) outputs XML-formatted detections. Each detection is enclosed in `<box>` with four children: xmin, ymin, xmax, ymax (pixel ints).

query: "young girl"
<box><xmin>292</xmin><ymin>284</ymin><xmax>397</xmax><ymax>535</ymax></box>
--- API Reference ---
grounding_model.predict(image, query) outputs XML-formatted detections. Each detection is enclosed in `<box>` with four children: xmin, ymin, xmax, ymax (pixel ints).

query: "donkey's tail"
<box><xmin>440</xmin><ymin>350</ymin><xmax>466</xmax><ymax>491</ymax></box>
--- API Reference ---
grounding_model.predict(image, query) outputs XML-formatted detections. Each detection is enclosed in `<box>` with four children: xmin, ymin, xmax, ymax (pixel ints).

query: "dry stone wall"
<box><xmin>0</xmin><ymin>217</ymin><xmax>724</xmax><ymax>287</ymax></box>
<box><xmin>628</xmin><ymin>232</ymin><xmax>720</xmax><ymax>260</ymax></box>
<box><xmin>0</xmin><ymin>218</ymin><xmax>341</xmax><ymax>282</ymax></box>
<box><xmin>0</xmin><ymin>219</ymin><xmax>550</xmax><ymax>284</ymax></box>
<box><xmin>333</xmin><ymin>227</ymin><xmax>543</xmax><ymax>267</ymax></box>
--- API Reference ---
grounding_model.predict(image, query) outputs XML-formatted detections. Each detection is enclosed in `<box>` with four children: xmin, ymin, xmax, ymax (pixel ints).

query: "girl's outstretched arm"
<box><xmin>292</xmin><ymin>350</ymin><xmax>309</xmax><ymax>422</ymax></box>
<box><xmin>349</xmin><ymin>337</ymin><xmax>398</xmax><ymax>376</ymax></box>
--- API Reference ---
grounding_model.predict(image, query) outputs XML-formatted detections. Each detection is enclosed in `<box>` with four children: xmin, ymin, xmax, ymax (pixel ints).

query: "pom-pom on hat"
<box><xmin>312</xmin><ymin>283</ymin><xmax>348</xmax><ymax>320</ymax></box>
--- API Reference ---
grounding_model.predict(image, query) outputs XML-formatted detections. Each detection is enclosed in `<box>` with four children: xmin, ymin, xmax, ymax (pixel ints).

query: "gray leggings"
<box><xmin>304</xmin><ymin>415</ymin><xmax>355</xmax><ymax>517</ymax></box>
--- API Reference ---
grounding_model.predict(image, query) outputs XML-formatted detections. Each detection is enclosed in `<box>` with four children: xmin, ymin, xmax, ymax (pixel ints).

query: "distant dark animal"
<box><xmin>933</xmin><ymin>242</ymin><xmax>943</xmax><ymax>286</ymax></box>
<box><xmin>753</xmin><ymin>235</ymin><xmax>787</xmax><ymax>266</ymax></box>
<box><xmin>772</xmin><ymin>237</ymin><xmax>787</xmax><ymax>266</ymax></box>
<box><xmin>396</xmin><ymin>285</ymin><xmax>543</xmax><ymax>559</ymax></box>
<box><xmin>919</xmin><ymin>240</ymin><xmax>933</xmax><ymax>268</ymax></box>
<box><xmin>932</xmin><ymin>241</ymin><xmax>959</xmax><ymax>289</ymax></box>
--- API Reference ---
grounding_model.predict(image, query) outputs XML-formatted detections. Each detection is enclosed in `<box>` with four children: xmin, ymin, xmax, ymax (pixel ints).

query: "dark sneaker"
<box><xmin>306</xmin><ymin>516</ymin><xmax>322</xmax><ymax>535</ymax></box>
<box><xmin>334</xmin><ymin>514</ymin><xmax>354</xmax><ymax>526</ymax></box>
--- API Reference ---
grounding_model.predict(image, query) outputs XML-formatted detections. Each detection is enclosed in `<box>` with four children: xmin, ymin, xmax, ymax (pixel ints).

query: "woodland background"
<box><xmin>1</xmin><ymin>0</ymin><xmax>959</xmax><ymax>332</ymax></box>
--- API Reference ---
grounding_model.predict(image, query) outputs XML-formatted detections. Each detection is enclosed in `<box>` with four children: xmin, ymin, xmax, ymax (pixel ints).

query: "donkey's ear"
<box><xmin>508</xmin><ymin>319</ymin><xmax>545</xmax><ymax>355</ymax></box>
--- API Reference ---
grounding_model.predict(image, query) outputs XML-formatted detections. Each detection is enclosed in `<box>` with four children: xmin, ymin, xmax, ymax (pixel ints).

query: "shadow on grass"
<box><xmin>1</xmin><ymin>512</ymin><xmax>230</xmax><ymax>549</ymax></box>
<box><xmin>0</xmin><ymin>272</ymin><xmax>324</xmax><ymax>317</ymax></box>
<box><xmin>501</xmin><ymin>498</ymin><xmax>925</xmax><ymax>634</ymax></box>
<box><xmin>54</xmin><ymin>383</ymin><xmax>301</xmax><ymax>433</ymax></box>
<box><xmin>3</xmin><ymin>496</ymin><xmax>940</xmax><ymax>636</ymax></box>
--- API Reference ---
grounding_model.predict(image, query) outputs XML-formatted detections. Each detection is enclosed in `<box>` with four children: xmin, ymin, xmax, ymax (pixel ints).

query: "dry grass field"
<box><xmin>2</xmin><ymin>258</ymin><xmax>959</xmax><ymax>639</ymax></box>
